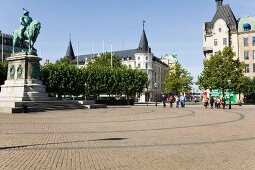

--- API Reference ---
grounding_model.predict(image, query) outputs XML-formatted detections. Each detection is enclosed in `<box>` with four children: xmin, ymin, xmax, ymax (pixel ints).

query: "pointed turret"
<box><xmin>215</xmin><ymin>0</ymin><xmax>223</xmax><ymax>7</ymax></box>
<box><xmin>65</xmin><ymin>39</ymin><xmax>75</xmax><ymax>60</ymax></box>
<box><xmin>138</xmin><ymin>21</ymin><xmax>151</xmax><ymax>53</ymax></box>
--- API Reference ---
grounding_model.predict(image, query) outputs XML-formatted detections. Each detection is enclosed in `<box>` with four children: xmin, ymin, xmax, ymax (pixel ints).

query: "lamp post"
<box><xmin>227</xmin><ymin>79</ymin><xmax>231</xmax><ymax>109</ymax></box>
<box><xmin>84</xmin><ymin>83</ymin><xmax>87</xmax><ymax>100</ymax></box>
<box><xmin>154</xmin><ymin>82</ymin><xmax>158</xmax><ymax>107</ymax></box>
<box><xmin>146</xmin><ymin>61</ymin><xmax>149</xmax><ymax>106</ymax></box>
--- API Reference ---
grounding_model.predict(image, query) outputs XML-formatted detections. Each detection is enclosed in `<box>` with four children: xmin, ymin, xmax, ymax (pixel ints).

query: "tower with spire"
<box><xmin>135</xmin><ymin>21</ymin><xmax>153</xmax><ymax>71</ymax></box>
<box><xmin>215</xmin><ymin>0</ymin><xmax>223</xmax><ymax>7</ymax></box>
<box><xmin>137</xmin><ymin>21</ymin><xmax>151</xmax><ymax>53</ymax></box>
<box><xmin>203</xmin><ymin>0</ymin><xmax>238</xmax><ymax>59</ymax></box>
<box><xmin>65</xmin><ymin>34</ymin><xmax>75</xmax><ymax>61</ymax></box>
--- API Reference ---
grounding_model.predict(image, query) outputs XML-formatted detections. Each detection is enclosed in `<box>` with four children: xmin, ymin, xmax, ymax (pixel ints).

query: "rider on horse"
<box><xmin>20</xmin><ymin>8</ymin><xmax>33</xmax><ymax>39</ymax></box>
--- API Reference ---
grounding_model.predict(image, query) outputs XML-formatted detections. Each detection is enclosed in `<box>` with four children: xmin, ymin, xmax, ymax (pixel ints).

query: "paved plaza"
<box><xmin>0</xmin><ymin>105</ymin><xmax>255</xmax><ymax>170</ymax></box>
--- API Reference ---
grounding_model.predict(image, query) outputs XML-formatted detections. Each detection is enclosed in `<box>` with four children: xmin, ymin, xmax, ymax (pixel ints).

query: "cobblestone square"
<box><xmin>0</xmin><ymin>105</ymin><xmax>255</xmax><ymax>170</ymax></box>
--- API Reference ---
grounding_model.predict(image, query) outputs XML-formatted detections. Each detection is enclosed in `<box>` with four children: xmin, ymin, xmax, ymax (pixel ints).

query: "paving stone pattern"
<box><xmin>0</xmin><ymin>106</ymin><xmax>255</xmax><ymax>170</ymax></box>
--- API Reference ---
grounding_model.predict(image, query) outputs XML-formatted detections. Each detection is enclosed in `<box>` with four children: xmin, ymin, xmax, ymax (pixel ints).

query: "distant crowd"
<box><xmin>161</xmin><ymin>94</ymin><xmax>230</xmax><ymax>109</ymax></box>
<box><xmin>162</xmin><ymin>94</ymin><xmax>187</xmax><ymax>108</ymax></box>
<box><xmin>203</xmin><ymin>96</ymin><xmax>227</xmax><ymax>109</ymax></box>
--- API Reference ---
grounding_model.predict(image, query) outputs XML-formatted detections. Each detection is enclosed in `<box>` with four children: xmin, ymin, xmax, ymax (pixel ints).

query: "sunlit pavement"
<box><xmin>0</xmin><ymin>105</ymin><xmax>254</xmax><ymax>170</ymax></box>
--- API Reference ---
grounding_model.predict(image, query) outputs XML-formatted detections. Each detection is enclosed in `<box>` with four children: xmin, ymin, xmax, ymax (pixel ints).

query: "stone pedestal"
<box><xmin>0</xmin><ymin>53</ymin><xmax>51</xmax><ymax>113</ymax></box>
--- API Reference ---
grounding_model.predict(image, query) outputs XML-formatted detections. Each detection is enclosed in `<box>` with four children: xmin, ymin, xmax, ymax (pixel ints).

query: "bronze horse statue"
<box><xmin>13</xmin><ymin>20</ymin><xmax>41</xmax><ymax>54</ymax></box>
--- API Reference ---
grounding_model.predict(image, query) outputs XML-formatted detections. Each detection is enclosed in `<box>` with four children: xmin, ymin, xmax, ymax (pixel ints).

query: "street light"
<box><xmin>84</xmin><ymin>83</ymin><xmax>87</xmax><ymax>100</ymax></box>
<box><xmin>154</xmin><ymin>82</ymin><xmax>158</xmax><ymax>107</ymax></box>
<box><xmin>145</xmin><ymin>61</ymin><xmax>150</xmax><ymax>106</ymax></box>
<box><xmin>227</xmin><ymin>79</ymin><xmax>232</xmax><ymax>109</ymax></box>
<box><xmin>145</xmin><ymin>86</ymin><xmax>148</xmax><ymax>106</ymax></box>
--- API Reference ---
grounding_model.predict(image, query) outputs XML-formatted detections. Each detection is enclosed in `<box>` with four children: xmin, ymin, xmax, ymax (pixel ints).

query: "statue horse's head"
<box><xmin>27</xmin><ymin>20</ymin><xmax>41</xmax><ymax>39</ymax></box>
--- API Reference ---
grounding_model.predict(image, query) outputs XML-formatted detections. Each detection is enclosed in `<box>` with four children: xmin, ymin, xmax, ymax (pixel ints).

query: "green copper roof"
<box><xmin>238</xmin><ymin>16</ymin><xmax>255</xmax><ymax>33</ymax></box>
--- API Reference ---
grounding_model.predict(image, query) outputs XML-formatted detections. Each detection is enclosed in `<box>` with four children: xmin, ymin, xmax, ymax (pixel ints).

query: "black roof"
<box><xmin>138</xmin><ymin>29</ymin><xmax>151</xmax><ymax>53</ymax></box>
<box><xmin>76</xmin><ymin>49</ymin><xmax>138</xmax><ymax>65</ymax></box>
<box><xmin>75</xmin><ymin>49</ymin><xmax>168</xmax><ymax>67</ymax></box>
<box><xmin>205</xmin><ymin>3</ymin><xmax>237</xmax><ymax>34</ymax></box>
<box><xmin>65</xmin><ymin>41</ymin><xmax>75</xmax><ymax>60</ymax></box>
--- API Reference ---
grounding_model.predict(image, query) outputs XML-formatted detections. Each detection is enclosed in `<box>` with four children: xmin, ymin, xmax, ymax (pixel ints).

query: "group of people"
<box><xmin>203</xmin><ymin>96</ymin><xmax>226</xmax><ymax>109</ymax></box>
<box><xmin>162</xmin><ymin>95</ymin><xmax>187</xmax><ymax>108</ymax></box>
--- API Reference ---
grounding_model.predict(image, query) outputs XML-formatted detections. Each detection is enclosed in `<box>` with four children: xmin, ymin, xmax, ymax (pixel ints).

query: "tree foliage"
<box><xmin>197</xmin><ymin>47</ymin><xmax>244</xmax><ymax>95</ymax></box>
<box><xmin>164</xmin><ymin>63</ymin><xmax>193</xmax><ymax>95</ymax></box>
<box><xmin>40</xmin><ymin>58</ymin><xmax>147</xmax><ymax>99</ymax></box>
<box><xmin>0</xmin><ymin>61</ymin><xmax>8</xmax><ymax>89</ymax></box>
<box><xmin>87</xmin><ymin>53</ymin><xmax>124</xmax><ymax>68</ymax></box>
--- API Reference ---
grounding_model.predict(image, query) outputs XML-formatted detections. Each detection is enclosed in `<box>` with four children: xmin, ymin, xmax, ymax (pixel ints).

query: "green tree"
<box><xmin>121</xmin><ymin>68</ymin><xmax>148</xmax><ymax>98</ymax></box>
<box><xmin>164</xmin><ymin>63</ymin><xmax>193</xmax><ymax>95</ymax></box>
<box><xmin>0</xmin><ymin>61</ymin><xmax>8</xmax><ymax>90</ymax></box>
<box><xmin>87</xmin><ymin>52</ymin><xmax>123</xmax><ymax>68</ymax></box>
<box><xmin>40</xmin><ymin>59</ymin><xmax>84</xmax><ymax>98</ymax></box>
<box><xmin>197</xmin><ymin>46</ymin><xmax>244</xmax><ymax>96</ymax></box>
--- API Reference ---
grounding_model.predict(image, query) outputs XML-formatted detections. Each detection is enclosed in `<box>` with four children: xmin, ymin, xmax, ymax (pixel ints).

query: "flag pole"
<box><xmin>77</xmin><ymin>42</ymin><xmax>79</xmax><ymax>66</ymax></box>
<box><xmin>1</xmin><ymin>33</ymin><xmax>3</xmax><ymax>62</ymax></box>
<box><xmin>111</xmin><ymin>43</ymin><xmax>113</xmax><ymax>67</ymax></box>
<box><xmin>103</xmin><ymin>39</ymin><xmax>105</xmax><ymax>54</ymax></box>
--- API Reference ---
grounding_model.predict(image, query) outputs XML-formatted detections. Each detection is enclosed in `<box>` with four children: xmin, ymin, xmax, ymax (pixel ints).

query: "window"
<box><xmin>145</xmin><ymin>63</ymin><xmax>148</xmax><ymax>69</ymax></box>
<box><xmin>138</xmin><ymin>63</ymin><xmax>140</xmax><ymax>68</ymax></box>
<box><xmin>253</xmin><ymin>64</ymin><xmax>255</xmax><ymax>73</ymax></box>
<box><xmin>253</xmin><ymin>50</ymin><xmax>255</xmax><ymax>59</ymax></box>
<box><xmin>252</xmin><ymin>37</ymin><xmax>255</xmax><ymax>46</ymax></box>
<box><xmin>244</xmin><ymin>37</ymin><xmax>249</xmax><ymax>47</ymax></box>
<box><xmin>214</xmin><ymin>39</ymin><xmax>218</xmax><ymax>46</ymax></box>
<box><xmin>219</xmin><ymin>28</ymin><xmax>222</xmax><ymax>32</ymax></box>
<box><xmin>244</xmin><ymin>51</ymin><xmax>249</xmax><ymax>60</ymax></box>
<box><xmin>146</xmin><ymin>56</ymin><xmax>148</xmax><ymax>60</ymax></box>
<box><xmin>138</xmin><ymin>57</ymin><xmax>140</xmax><ymax>60</ymax></box>
<box><xmin>154</xmin><ymin>73</ymin><xmax>157</xmax><ymax>81</ymax></box>
<box><xmin>129</xmin><ymin>65</ymin><xmax>131</xmax><ymax>68</ymax></box>
<box><xmin>245</xmin><ymin>64</ymin><xmax>250</xmax><ymax>73</ymax></box>
<box><xmin>230</xmin><ymin>38</ymin><xmax>232</xmax><ymax>46</ymax></box>
<box><xmin>223</xmin><ymin>38</ymin><xmax>227</xmax><ymax>45</ymax></box>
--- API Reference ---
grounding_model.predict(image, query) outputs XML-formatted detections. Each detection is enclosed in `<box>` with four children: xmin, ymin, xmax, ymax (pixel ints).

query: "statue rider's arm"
<box><xmin>20</xmin><ymin>17</ymin><xmax>25</xmax><ymax>26</ymax></box>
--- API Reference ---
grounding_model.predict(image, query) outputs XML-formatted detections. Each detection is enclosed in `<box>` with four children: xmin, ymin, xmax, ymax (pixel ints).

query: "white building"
<box><xmin>203</xmin><ymin>0</ymin><xmax>238</xmax><ymax>59</ymax></box>
<box><xmin>75</xmin><ymin>27</ymin><xmax>169</xmax><ymax>102</ymax></box>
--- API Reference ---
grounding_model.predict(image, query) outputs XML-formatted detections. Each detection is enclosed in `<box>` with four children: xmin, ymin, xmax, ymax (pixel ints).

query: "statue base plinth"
<box><xmin>0</xmin><ymin>54</ymin><xmax>52</xmax><ymax>113</ymax></box>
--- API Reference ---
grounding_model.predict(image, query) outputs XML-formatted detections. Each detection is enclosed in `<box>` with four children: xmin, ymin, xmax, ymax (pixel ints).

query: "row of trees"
<box><xmin>40</xmin><ymin>53</ymin><xmax>148</xmax><ymax>99</ymax></box>
<box><xmin>197</xmin><ymin>46</ymin><xmax>255</xmax><ymax>102</ymax></box>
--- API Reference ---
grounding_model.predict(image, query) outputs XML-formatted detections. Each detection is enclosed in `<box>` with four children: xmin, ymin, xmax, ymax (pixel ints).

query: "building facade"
<box><xmin>238</xmin><ymin>16</ymin><xmax>255</xmax><ymax>78</ymax></box>
<box><xmin>203</xmin><ymin>0</ymin><xmax>255</xmax><ymax>103</ymax></box>
<box><xmin>0</xmin><ymin>31</ymin><xmax>25</xmax><ymax>60</ymax></box>
<box><xmin>75</xmin><ymin>28</ymin><xmax>169</xmax><ymax>102</ymax></box>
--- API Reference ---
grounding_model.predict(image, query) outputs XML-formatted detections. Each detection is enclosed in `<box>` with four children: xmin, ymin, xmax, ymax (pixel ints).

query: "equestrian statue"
<box><xmin>12</xmin><ymin>8</ymin><xmax>41</xmax><ymax>55</ymax></box>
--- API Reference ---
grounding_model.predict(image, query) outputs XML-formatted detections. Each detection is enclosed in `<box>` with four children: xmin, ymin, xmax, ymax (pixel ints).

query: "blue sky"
<box><xmin>1</xmin><ymin>0</ymin><xmax>255</xmax><ymax>80</ymax></box>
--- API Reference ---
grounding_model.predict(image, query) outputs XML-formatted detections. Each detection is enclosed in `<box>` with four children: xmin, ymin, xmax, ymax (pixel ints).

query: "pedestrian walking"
<box><xmin>162</xmin><ymin>95</ymin><xmax>167</xmax><ymax>107</ymax></box>
<box><xmin>175</xmin><ymin>95</ymin><xmax>179</xmax><ymax>108</ymax></box>
<box><xmin>169</xmin><ymin>95</ymin><xmax>175</xmax><ymax>108</ymax></box>
<box><xmin>221</xmin><ymin>97</ymin><xmax>226</xmax><ymax>109</ymax></box>
<box><xmin>216</xmin><ymin>97</ymin><xmax>221</xmax><ymax>109</ymax></box>
<box><xmin>210</xmin><ymin>96</ymin><xmax>214</xmax><ymax>109</ymax></box>
<box><xmin>180</xmin><ymin>95</ymin><xmax>186</xmax><ymax>108</ymax></box>
<box><xmin>203</xmin><ymin>97</ymin><xmax>209</xmax><ymax>108</ymax></box>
